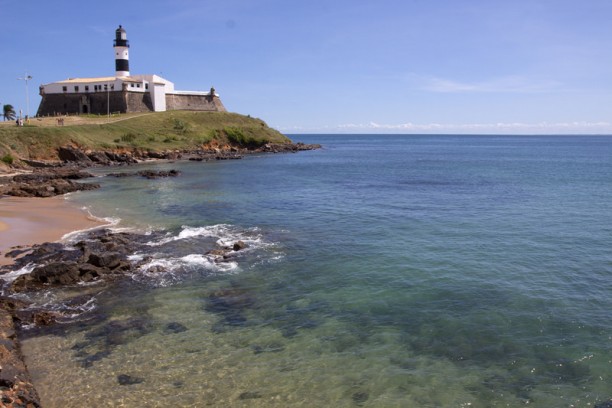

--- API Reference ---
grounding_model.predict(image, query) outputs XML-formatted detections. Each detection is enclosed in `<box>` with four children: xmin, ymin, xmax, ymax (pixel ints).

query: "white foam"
<box><xmin>138</xmin><ymin>253</ymin><xmax>238</xmax><ymax>274</ymax></box>
<box><xmin>61</xmin><ymin>216</ymin><xmax>120</xmax><ymax>242</ymax></box>
<box><xmin>0</xmin><ymin>263</ymin><xmax>36</xmax><ymax>283</ymax></box>
<box><xmin>146</xmin><ymin>224</ymin><xmax>271</xmax><ymax>255</ymax></box>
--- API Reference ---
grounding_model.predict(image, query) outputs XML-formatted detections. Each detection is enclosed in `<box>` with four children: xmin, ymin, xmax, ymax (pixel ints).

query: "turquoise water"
<box><xmin>21</xmin><ymin>135</ymin><xmax>612</xmax><ymax>407</ymax></box>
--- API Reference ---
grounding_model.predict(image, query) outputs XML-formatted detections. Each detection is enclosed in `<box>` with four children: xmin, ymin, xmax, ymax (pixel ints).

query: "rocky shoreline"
<box><xmin>0</xmin><ymin>141</ymin><xmax>320</xmax><ymax>407</ymax></box>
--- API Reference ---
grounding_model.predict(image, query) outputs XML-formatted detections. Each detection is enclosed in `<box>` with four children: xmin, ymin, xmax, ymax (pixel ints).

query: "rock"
<box><xmin>207</xmin><ymin>249</ymin><xmax>230</xmax><ymax>257</ymax></box>
<box><xmin>0</xmin><ymin>309</ymin><xmax>42</xmax><ymax>407</ymax></box>
<box><xmin>32</xmin><ymin>311</ymin><xmax>57</xmax><ymax>326</ymax></box>
<box><xmin>352</xmin><ymin>391</ymin><xmax>369</xmax><ymax>405</ymax></box>
<box><xmin>78</xmin><ymin>264</ymin><xmax>105</xmax><ymax>282</ymax></box>
<box><xmin>117</xmin><ymin>374</ymin><xmax>144</xmax><ymax>386</ymax></box>
<box><xmin>87</xmin><ymin>151</ymin><xmax>111</xmax><ymax>164</ymax></box>
<box><xmin>595</xmin><ymin>400</ymin><xmax>612</xmax><ymax>408</ymax></box>
<box><xmin>163</xmin><ymin>322</ymin><xmax>188</xmax><ymax>334</ymax></box>
<box><xmin>239</xmin><ymin>391</ymin><xmax>262</xmax><ymax>400</ymax></box>
<box><xmin>57</xmin><ymin>146</ymin><xmax>92</xmax><ymax>164</ymax></box>
<box><xmin>4</xmin><ymin>169</ymin><xmax>99</xmax><ymax>198</ymax></box>
<box><xmin>233</xmin><ymin>241</ymin><xmax>247</xmax><ymax>251</ymax></box>
<box><xmin>88</xmin><ymin>252</ymin><xmax>121</xmax><ymax>269</ymax></box>
<box><xmin>106</xmin><ymin>170</ymin><xmax>181</xmax><ymax>179</ymax></box>
<box><xmin>31</xmin><ymin>262</ymin><xmax>81</xmax><ymax>285</ymax></box>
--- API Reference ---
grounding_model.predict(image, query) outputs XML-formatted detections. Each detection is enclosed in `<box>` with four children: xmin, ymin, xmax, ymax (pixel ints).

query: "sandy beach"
<box><xmin>0</xmin><ymin>196</ymin><xmax>107</xmax><ymax>266</ymax></box>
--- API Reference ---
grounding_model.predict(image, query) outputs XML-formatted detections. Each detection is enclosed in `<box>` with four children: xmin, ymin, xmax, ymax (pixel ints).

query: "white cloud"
<box><xmin>422</xmin><ymin>75</ymin><xmax>561</xmax><ymax>93</ymax></box>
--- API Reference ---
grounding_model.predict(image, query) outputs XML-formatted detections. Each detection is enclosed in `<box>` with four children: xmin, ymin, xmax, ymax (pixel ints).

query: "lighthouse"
<box><xmin>114</xmin><ymin>25</ymin><xmax>130</xmax><ymax>77</ymax></box>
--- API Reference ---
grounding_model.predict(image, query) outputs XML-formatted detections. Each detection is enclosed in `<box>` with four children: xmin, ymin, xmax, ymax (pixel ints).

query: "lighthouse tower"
<box><xmin>114</xmin><ymin>25</ymin><xmax>130</xmax><ymax>77</ymax></box>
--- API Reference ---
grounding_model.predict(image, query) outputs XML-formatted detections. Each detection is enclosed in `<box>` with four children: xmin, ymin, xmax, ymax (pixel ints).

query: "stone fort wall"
<box><xmin>165</xmin><ymin>93</ymin><xmax>226</xmax><ymax>112</ymax></box>
<box><xmin>37</xmin><ymin>91</ymin><xmax>225</xmax><ymax>116</ymax></box>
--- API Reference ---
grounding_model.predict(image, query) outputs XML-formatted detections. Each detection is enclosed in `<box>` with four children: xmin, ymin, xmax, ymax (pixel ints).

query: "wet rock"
<box><xmin>251</xmin><ymin>342</ymin><xmax>285</xmax><ymax>354</ymax></box>
<box><xmin>206</xmin><ymin>249</ymin><xmax>230</xmax><ymax>257</ymax></box>
<box><xmin>239</xmin><ymin>391</ymin><xmax>262</xmax><ymax>400</ymax></box>
<box><xmin>11</xmin><ymin>262</ymin><xmax>82</xmax><ymax>291</ymax></box>
<box><xmin>163</xmin><ymin>322</ymin><xmax>188</xmax><ymax>334</ymax></box>
<box><xmin>233</xmin><ymin>241</ymin><xmax>247</xmax><ymax>251</ymax></box>
<box><xmin>106</xmin><ymin>169</ymin><xmax>181</xmax><ymax>179</ymax></box>
<box><xmin>87</xmin><ymin>151</ymin><xmax>111</xmax><ymax>164</ymax></box>
<box><xmin>88</xmin><ymin>252</ymin><xmax>121</xmax><ymax>269</ymax></box>
<box><xmin>2</xmin><ymin>168</ymin><xmax>99</xmax><ymax>198</ymax></box>
<box><xmin>139</xmin><ymin>169</ymin><xmax>181</xmax><ymax>179</ymax></box>
<box><xmin>87</xmin><ymin>317</ymin><xmax>153</xmax><ymax>347</ymax></box>
<box><xmin>352</xmin><ymin>391</ymin><xmax>369</xmax><ymax>405</ymax></box>
<box><xmin>0</xmin><ymin>309</ymin><xmax>41</xmax><ymax>407</ymax></box>
<box><xmin>57</xmin><ymin>147</ymin><xmax>93</xmax><ymax>164</ymax></box>
<box><xmin>117</xmin><ymin>374</ymin><xmax>144</xmax><ymax>386</ymax></box>
<box><xmin>81</xmin><ymin>350</ymin><xmax>111</xmax><ymax>368</ymax></box>
<box><xmin>77</xmin><ymin>264</ymin><xmax>105</xmax><ymax>282</ymax></box>
<box><xmin>205</xmin><ymin>287</ymin><xmax>256</xmax><ymax>329</ymax></box>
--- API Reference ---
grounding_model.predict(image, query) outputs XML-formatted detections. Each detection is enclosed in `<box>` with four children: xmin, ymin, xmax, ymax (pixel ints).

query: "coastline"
<box><xmin>0</xmin><ymin>196</ymin><xmax>107</xmax><ymax>266</ymax></box>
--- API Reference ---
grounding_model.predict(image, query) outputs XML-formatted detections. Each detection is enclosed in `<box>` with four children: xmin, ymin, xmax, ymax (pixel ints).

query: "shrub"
<box><xmin>224</xmin><ymin>127</ymin><xmax>264</xmax><ymax>148</ymax></box>
<box><xmin>173</xmin><ymin>119</ymin><xmax>188</xmax><ymax>134</ymax></box>
<box><xmin>1</xmin><ymin>154</ymin><xmax>14</xmax><ymax>165</ymax></box>
<box><xmin>121</xmin><ymin>133</ymin><xmax>137</xmax><ymax>143</ymax></box>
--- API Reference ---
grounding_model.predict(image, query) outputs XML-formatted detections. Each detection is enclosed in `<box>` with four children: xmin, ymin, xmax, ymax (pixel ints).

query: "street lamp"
<box><xmin>17</xmin><ymin>73</ymin><xmax>33</xmax><ymax>120</ymax></box>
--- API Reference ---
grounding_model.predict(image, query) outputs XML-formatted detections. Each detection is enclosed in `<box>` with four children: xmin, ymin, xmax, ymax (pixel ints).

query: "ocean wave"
<box><xmin>133</xmin><ymin>253</ymin><xmax>239</xmax><ymax>287</ymax></box>
<box><xmin>61</xmin><ymin>215</ymin><xmax>121</xmax><ymax>242</ymax></box>
<box><xmin>146</xmin><ymin>224</ymin><xmax>269</xmax><ymax>250</ymax></box>
<box><xmin>0</xmin><ymin>263</ymin><xmax>36</xmax><ymax>283</ymax></box>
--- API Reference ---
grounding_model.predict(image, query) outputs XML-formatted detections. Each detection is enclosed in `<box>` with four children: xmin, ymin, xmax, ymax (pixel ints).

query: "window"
<box><xmin>62</xmin><ymin>86</ymin><xmax>67</xmax><ymax>92</ymax></box>
<box><xmin>74</xmin><ymin>86</ymin><xmax>79</xmax><ymax>92</ymax></box>
<box><xmin>85</xmin><ymin>86</ymin><xmax>89</xmax><ymax>91</ymax></box>
<box><xmin>137</xmin><ymin>84</ymin><xmax>141</xmax><ymax>88</ymax></box>
<box><xmin>145</xmin><ymin>84</ymin><xmax>149</xmax><ymax>90</ymax></box>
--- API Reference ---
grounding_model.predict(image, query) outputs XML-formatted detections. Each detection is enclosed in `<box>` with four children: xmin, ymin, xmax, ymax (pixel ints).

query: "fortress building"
<box><xmin>37</xmin><ymin>26</ymin><xmax>226</xmax><ymax>116</ymax></box>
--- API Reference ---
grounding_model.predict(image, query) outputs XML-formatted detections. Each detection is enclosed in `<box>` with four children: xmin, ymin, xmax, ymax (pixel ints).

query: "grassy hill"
<box><xmin>0</xmin><ymin>111</ymin><xmax>290</xmax><ymax>163</ymax></box>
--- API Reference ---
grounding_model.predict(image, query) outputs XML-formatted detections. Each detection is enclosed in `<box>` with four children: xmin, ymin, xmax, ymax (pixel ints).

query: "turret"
<box><xmin>114</xmin><ymin>25</ymin><xmax>130</xmax><ymax>77</ymax></box>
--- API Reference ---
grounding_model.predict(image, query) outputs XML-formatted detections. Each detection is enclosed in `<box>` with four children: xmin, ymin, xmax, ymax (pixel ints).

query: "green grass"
<box><xmin>0</xmin><ymin>111</ymin><xmax>290</xmax><ymax>160</ymax></box>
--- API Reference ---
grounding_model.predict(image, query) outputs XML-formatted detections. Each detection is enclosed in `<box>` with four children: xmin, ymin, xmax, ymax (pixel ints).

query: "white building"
<box><xmin>37</xmin><ymin>26</ymin><xmax>225</xmax><ymax>116</ymax></box>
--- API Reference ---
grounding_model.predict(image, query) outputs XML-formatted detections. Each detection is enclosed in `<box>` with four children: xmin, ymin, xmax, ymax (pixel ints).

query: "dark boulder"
<box><xmin>57</xmin><ymin>147</ymin><xmax>92</xmax><ymax>164</ymax></box>
<box><xmin>31</xmin><ymin>262</ymin><xmax>81</xmax><ymax>285</ymax></box>
<box><xmin>233</xmin><ymin>241</ymin><xmax>248</xmax><ymax>251</ymax></box>
<box><xmin>87</xmin><ymin>151</ymin><xmax>111</xmax><ymax>164</ymax></box>
<box><xmin>163</xmin><ymin>322</ymin><xmax>188</xmax><ymax>334</ymax></box>
<box><xmin>117</xmin><ymin>374</ymin><xmax>144</xmax><ymax>386</ymax></box>
<box><xmin>88</xmin><ymin>252</ymin><xmax>122</xmax><ymax>269</ymax></box>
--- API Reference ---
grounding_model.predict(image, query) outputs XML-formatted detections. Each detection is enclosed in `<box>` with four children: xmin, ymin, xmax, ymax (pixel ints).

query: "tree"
<box><xmin>3</xmin><ymin>104</ymin><xmax>16</xmax><ymax>121</ymax></box>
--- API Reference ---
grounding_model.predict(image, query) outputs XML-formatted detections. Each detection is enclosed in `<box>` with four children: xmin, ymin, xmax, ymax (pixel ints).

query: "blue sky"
<box><xmin>1</xmin><ymin>0</ymin><xmax>611</xmax><ymax>134</ymax></box>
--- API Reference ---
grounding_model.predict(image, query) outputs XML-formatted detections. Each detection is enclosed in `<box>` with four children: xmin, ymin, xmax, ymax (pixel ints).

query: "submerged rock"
<box><xmin>163</xmin><ymin>322</ymin><xmax>188</xmax><ymax>334</ymax></box>
<box><xmin>352</xmin><ymin>391</ymin><xmax>369</xmax><ymax>405</ymax></box>
<box><xmin>106</xmin><ymin>169</ymin><xmax>181</xmax><ymax>179</ymax></box>
<box><xmin>117</xmin><ymin>374</ymin><xmax>144</xmax><ymax>386</ymax></box>
<box><xmin>239</xmin><ymin>391</ymin><xmax>262</xmax><ymax>400</ymax></box>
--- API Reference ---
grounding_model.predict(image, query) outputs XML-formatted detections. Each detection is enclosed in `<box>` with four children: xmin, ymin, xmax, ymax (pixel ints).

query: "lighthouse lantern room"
<box><xmin>114</xmin><ymin>25</ymin><xmax>130</xmax><ymax>77</ymax></box>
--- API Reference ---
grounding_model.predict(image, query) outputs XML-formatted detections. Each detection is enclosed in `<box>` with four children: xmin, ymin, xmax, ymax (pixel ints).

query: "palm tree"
<box><xmin>3</xmin><ymin>104</ymin><xmax>16</xmax><ymax>121</ymax></box>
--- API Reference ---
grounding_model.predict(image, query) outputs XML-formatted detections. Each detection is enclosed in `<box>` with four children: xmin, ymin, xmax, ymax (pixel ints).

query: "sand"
<box><xmin>0</xmin><ymin>196</ymin><xmax>107</xmax><ymax>266</ymax></box>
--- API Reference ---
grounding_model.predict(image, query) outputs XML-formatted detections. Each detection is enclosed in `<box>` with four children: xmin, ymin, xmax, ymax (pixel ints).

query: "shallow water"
<box><xmin>17</xmin><ymin>135</ymin><xmax>612</xmax><ymax>407</ymax></box>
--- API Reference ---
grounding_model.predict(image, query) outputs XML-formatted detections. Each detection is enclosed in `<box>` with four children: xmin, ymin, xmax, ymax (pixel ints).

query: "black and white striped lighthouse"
<box><xmin>114</xmin><ymin>25</ymin><xmax>130</xmax><ymax>77</ymax></box>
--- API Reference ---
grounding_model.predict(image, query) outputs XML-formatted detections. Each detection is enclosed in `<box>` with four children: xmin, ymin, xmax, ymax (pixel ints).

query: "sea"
<box><xmin>15</xmin><ymin>134</ymin><xmax>612</xmax><ymax>407</ymax></box>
